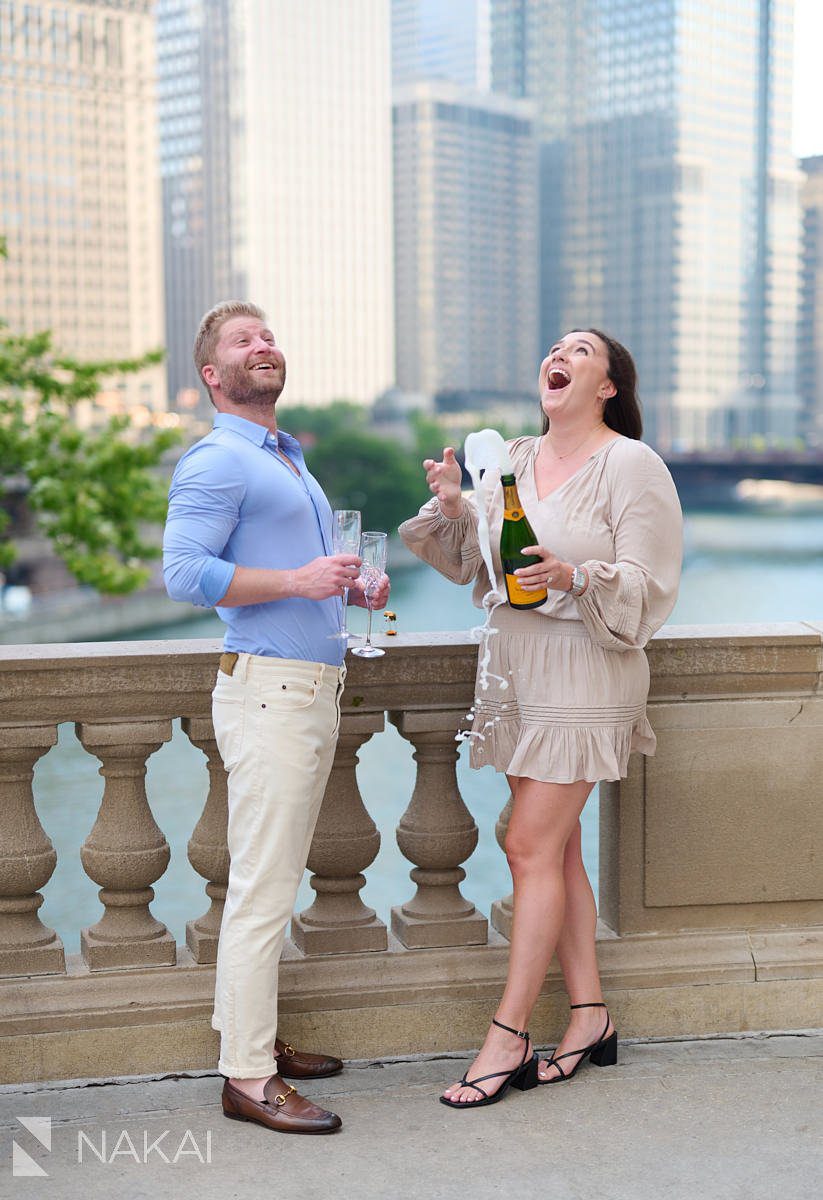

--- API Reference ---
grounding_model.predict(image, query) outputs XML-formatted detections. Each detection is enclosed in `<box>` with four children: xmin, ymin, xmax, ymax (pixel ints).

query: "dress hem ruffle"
<box><xmin>469</xmin><ymin>716</ymin><xmax>656</xmax><ymax>785</ymax></box>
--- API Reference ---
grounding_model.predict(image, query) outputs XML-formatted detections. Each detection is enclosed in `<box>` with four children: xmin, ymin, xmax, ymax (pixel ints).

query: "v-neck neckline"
<box><xmin>530</xmin><ymin>435</ymin><xmax>621</xmax><ymax>502</ymax></box>
<box><xmin>266</xmin><ymin>435</ymin><xmax>302</xmax><ymax>479</ymax></box>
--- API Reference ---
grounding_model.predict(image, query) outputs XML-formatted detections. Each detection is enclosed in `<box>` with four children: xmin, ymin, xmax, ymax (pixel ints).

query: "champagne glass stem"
<box><xmin>352</xmin><ymin>532</ymin><xmax>387</xmax><ymax>659</ymax></box>
<box><xmin>340</xmin><ymin>587</ymin><xmax>350</xmax><ymax>638</ymax></box>
<box><xmin>329</xmin><ymin>509</ymin><xmax>361</xmax><ymax>641</ymax></box>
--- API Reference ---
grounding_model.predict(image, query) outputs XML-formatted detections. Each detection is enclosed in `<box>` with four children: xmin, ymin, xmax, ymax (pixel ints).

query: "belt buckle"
<box><xmin>219</xmin><ymin>652</ymin><xmax>239</xmax><ymax>676</ymax></box>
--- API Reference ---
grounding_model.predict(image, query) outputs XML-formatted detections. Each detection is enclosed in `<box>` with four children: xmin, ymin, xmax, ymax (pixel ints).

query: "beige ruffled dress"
<box><xmin>399</xmin><ymin>435</ymin><xmax>683</xmax><ymax>784</ymax></box>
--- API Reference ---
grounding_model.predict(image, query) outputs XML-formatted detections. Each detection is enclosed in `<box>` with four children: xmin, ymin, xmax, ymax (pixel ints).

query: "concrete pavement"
<box><xmin>1</xmin><ymin>1032</ymin><xmax>821</xmax><ymax>1200</ymax></box>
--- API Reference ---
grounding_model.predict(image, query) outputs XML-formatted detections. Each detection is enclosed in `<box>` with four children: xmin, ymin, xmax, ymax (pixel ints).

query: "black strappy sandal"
<box><xmin>439</xmin><ymin>1017</ymin><xmax>539</xmax><ymax>1109</ymax></box>
<box><xmin>538</xmin><ymin>1001</ymin><xmax>618</xmax><ymax>1084</ymax></box>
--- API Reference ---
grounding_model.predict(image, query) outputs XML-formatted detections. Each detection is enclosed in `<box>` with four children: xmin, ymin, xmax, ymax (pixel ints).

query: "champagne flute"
<box><xmin>329</xmin><ymin>509</ymin><xmax>361</xmax><ymax>640</ymax></box>
<box><xmin>351</xmin><ymin>531</ymin><xmax>388</xmax><ymax>659</ymax></box>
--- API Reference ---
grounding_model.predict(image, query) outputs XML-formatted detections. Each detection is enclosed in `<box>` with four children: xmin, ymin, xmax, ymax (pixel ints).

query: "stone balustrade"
<box><xmin>0</xmin><ymin>625</ymin><xmax>821</xmax><ymax>1084</ymax></box>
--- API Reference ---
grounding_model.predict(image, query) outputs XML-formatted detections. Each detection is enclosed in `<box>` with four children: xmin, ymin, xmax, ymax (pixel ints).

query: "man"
<box><xmin>163</xmin><ymin>301</ymin><xmax>389</xmax><ymax>1134</ymax></box>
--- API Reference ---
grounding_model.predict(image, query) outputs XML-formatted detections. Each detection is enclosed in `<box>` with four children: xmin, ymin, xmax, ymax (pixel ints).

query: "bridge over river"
<box><xmin>664</xmin><ymin>449</ymin><xmax>823</xmax><ymax>503</ymax></box>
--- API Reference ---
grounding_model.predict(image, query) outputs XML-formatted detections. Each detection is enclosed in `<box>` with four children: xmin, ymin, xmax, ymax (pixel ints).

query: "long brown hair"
<box><xmin>541</xmin><ymin>328</ymin><xmax>643</xmax><ymax>440</ymax></box>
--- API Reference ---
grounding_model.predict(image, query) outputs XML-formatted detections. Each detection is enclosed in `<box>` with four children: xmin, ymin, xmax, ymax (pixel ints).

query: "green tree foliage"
<box><xmin>0</xmin><ymin>244</ymin><xmax>177</xmax><ymax>593</ymax></box>
<box><xmin>409</xmin><ymin>411</ymin><xmax>450</xmax><ymax>464</ymax></box>
<box><xmin>284</xmin><ymin>400</ymin><xmax>367</xmax><ymax>441</ymax></box>
<box><xmin>283</xmin><ymin>400</ymin><xmax>428</xmax><ymax>530</ymax></box>
<box><xmin>305</xmin><ymin>425</ymin><xmax>425</xmax><ymax>533</ymax></box>
<box><xmin>283</xmin><ymin>400</ymin><xmax>544</xmax><ymax>529</ymax></box>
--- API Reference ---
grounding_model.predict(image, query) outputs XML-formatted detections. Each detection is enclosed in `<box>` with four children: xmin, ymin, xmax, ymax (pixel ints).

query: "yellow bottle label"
<box><xmin>504</xmin><ymin>572</ymin><xmax>547</xmax><ymax>606</ymax></box>
<box><xmin>503</xmin><ymin>506</ymin><xmax>524</xmax><ymax>521</ymax></box>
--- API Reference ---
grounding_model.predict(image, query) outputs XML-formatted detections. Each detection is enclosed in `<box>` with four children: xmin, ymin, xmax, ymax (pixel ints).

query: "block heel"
<box><xmin>509</xmin><ymin>1052</ymin><xmax>539</xmax><ymax>1091</ymax></box>
<box><xmin>538</xmin><ymin>1001</ymin><xmax>618</xmax><ymax>1084</ymax></box>
<box><xmin>440</xmin><ymin>1016</ymin><xmax>537</xmax><ymax>1109</ymax></box>
<box><xmin>590</xmin><ymin>1029</ymin><xmax>618</xmax><ymax>1067</ymax></box>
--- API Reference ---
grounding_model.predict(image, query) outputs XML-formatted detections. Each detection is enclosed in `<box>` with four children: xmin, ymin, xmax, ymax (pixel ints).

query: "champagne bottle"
<box><xmin>500</xmin><ymin>474</ymin><xmax>547</xmax><ymax>610</ymax></box>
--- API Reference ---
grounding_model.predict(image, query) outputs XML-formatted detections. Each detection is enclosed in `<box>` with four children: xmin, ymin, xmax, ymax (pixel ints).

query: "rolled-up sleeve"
<box><xmin>163</xmin><ymin>443</ymin><xmax>246</xmax><ymax>607</ymax></box>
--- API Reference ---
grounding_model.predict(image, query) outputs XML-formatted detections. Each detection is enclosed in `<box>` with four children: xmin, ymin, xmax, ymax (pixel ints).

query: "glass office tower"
<box><xmin>157</xmin><ymin>0</ymin><xmax>239</xmax><ymax>411</ymax></box>
<box><xmin>491</xmin><ymin>0</ymin><xmax>801</xmax><ymax>449</ymax></box>
<box><xmin>0</xmin><ymin>0</ymin><xmax>166</xmax><ymax>414</ymax></box>
<box><xmin>392</xmin><ymin>0</ymin><xmax>486</xmax><ymax>89</ymax></box>
<box><xmin>393</xmin><ymin>84</ymin><xmax>539</xmax><ymax>408</ymax></box>
<box><xmin>158</xmin><ymin>0</ymin><xmax>394</xmax><ymax>408</ymax></box>
<box><xmin>799</xmin><ymin>156</ymin><xmax>823</xmax><ymax>442</ymax></box>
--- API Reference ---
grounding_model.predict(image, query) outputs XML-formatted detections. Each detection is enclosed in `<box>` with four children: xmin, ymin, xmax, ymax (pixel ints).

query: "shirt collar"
<box><xmin>213</xmin><ymin>412</ymin><xmax>269</xmax><ymax>446</ymax></box>
<box><xmin>212</xmin><ymin>412</ymin><xmax>305</xmax><ymax>458</ymax></box>
<box><xmin>276</xmin><ymin>429</ymin><xmax>302</xmax><ymax>454</ymax></box>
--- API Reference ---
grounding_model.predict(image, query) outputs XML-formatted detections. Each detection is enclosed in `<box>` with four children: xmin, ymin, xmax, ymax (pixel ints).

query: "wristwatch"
<box><xmin>568</xmin><ymin>566</ymin><xmax>587</xmax><ymax>597</ymax></box>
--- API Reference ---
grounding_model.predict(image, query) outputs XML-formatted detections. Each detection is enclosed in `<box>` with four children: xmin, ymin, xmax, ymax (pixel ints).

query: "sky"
<box><xmin>793</xmin><ymin>0</ymin><xmax>823</xmax><ymax>158</ymax></box>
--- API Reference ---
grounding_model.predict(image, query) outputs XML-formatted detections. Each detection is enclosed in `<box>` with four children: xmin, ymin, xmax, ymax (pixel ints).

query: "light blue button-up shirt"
<box><xmin>163</xmin><ymin>412</ymin><xmax>344</xmax><ymax>666</ymax></box>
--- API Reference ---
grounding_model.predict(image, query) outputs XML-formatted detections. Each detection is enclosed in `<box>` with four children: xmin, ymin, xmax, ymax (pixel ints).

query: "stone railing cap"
<box><xmin>1</xmin><ymin>622</ymin><xmax>821</xmax><ymax>669</ymax></box>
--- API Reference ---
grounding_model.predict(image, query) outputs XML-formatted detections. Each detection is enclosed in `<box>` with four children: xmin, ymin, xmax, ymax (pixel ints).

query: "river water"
<box><xmin>34</xmin><ymin>502</ymin><xmax>823</xmax><ymax>952</ymax></box>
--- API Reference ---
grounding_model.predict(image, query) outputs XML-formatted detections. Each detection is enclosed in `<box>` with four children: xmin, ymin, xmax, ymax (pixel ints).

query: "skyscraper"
<box><xmin>491</xmin><ymin>0</ymin><xmax>802</xmax><ymax>449</ymax></box>
<box><xmin>0</xmin><ymin>0</ymin><xmax>166</xmax><ymax>413</ymax></box>
<box><xmin>393</xmin><ymin>83</ymin><xmax>538</xmax><ymax>406</ymax></box>
<box><xmin>157</xmin><ymin>0</ymin><xmax>238</xmax><ymax>411</ymax></box>
<box><xmin>158</xmin><ymin>0</ymin><xmax>394</xmax><ymax>408</ymax></box>
<box><xmin>799</xmin><ymin>156</ymin><xmax>823</xmax><ymax>441</ymax></box>
<box><xmin>392</xmin><ymin>0</ymin><xmax>488</xmax><ymax>90</ymax></box>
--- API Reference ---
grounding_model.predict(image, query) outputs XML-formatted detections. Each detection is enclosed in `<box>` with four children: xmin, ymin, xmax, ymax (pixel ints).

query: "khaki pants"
<box><xmin>210</xmin><ymin>652</ymin><xmax>345</xmax><ymax>1078</ymax></box>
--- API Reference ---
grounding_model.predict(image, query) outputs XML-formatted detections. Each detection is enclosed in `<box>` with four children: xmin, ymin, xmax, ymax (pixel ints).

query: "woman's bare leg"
<box><xmin>537</xmin><ymin>820</ymin><xmax>614</xmax><ymax>1080</ymax></box>
<box><xmin>443</xmin><ymin>774</ymin><xmax>592</xmax><ymax>1104</ymax></box>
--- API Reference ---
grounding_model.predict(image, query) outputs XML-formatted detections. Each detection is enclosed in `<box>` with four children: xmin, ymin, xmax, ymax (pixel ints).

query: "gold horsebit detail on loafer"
<box><xmin>272</xmin><ymin>1084</ymin><xmax>297</xmax><ymax>1106</ymax></box>
<box><xmin>280</xmin><ymin>1043</ymin><xmax>296</xmax><ymax>1057</ymax></box>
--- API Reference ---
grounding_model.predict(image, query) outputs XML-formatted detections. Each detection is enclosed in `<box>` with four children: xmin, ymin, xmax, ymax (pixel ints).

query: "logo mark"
<box><xmin>12</xmin><ymin>1116</ymin><xmax>51</xmax><ymax>1177</ymax></box>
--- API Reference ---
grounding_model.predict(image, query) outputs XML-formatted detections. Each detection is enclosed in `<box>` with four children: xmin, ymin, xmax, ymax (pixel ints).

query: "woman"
<box><xmin>399</xmin><ymin>329</ymin><xmax>682</xmax><ymax>1107</ymax></box>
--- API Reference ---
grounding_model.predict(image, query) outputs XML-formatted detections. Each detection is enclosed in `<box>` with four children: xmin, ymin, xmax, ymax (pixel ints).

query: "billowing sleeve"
<box><xmin>576</xmin><ymin>450</ymin><xmax>682</xmax><ymax>650</ymax></box>
<box><xmin>398</xmin><ymin>495</ymin><xmax>484</xmax><ymax>585</ymax></box>
<box><xmin>163</xmin><ymin>443</ymin><xmax>245</xmax><ymax>607</ymax></box>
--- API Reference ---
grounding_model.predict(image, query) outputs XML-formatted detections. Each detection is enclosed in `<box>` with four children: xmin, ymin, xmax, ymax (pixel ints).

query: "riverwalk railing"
<box><xmin>1</xmin><ymin>627</ymin><xmax>822</xmax><ymax>1083</ymax></box>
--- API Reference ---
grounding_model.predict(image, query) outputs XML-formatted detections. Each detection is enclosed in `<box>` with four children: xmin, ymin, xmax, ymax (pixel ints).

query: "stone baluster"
<box><xmin>490</xmin><ymin>791</ymin><xmax>514</xmax><ymax>940</ymax></box>
<box><xmin>292</xmin><ymin>712</ymin><xmax>387</xmax><ymax>955</ymax></box>
<box><xmin>76</xmin><ymin>720</ymin><xmax>176</xmax><ymax>969</ymax></box>
<box><xmin>0</xmin><ymin>725</ymin><xmax>64</xmax><ymax>976</ymax></box>
<box><xmin>182</xmin><ymin>717</ymin><xmax>229</xmax><ymax>964</ymax></box>
<box><xmin>389</xmin><ymin>709</ymin><xmax>487</xmax><ymax>948</ymax></box>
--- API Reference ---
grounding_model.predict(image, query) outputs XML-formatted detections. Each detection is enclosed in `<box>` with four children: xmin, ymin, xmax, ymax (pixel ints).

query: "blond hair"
<box><xmin>193</xmin><ymin>300</ymin><xmax>266</xmax><ymax>401</ymax></box>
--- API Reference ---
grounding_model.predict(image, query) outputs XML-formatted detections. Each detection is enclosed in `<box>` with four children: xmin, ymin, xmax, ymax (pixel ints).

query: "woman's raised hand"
<box><xmin>422</xmin><ymin>447</ymin><xmax>463</xmax><ymax>516</ymax></box>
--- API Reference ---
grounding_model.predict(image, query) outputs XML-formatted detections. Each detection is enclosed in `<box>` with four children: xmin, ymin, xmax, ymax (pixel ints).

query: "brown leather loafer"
<box><xmin>221</xmin><ymin>1076</ymin><xmax>342</xmax><ymax>1134</ymax></box>
<box><xmin>275</xmin><ymin>1037</ymin><xmax>344</xmax><ymax>1079</ymax></box>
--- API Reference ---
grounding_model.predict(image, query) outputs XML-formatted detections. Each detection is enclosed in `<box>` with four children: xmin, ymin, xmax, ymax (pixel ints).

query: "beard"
<box><xmin>217</xmin><ymin>359</ymin><xmax>286</xmax><ymax>407</ymax></box>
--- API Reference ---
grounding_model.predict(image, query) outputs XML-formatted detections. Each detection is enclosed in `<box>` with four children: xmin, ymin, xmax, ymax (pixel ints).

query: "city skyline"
<box><xmin>490</xmin><ymin>0</ymin><xmax>803</xmax><ymax>449</ymax></box>
<box><xmin>3</xmin><ymin>0</ymin><xmax>822</xmax><ymax>445</ymax></box>
<box><xmin>390</xmin><ymin>0</ymin><xmax>823</xmax><ymax>158</ymax></box>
